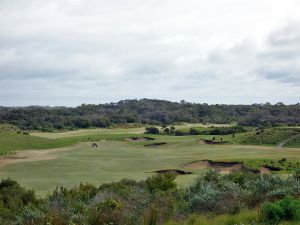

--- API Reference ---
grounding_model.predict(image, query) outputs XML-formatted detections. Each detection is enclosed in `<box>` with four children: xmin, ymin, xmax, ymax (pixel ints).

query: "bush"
<box><xmin>145</xmin><ymin>174</ymin><xmax>177</xmax><ymax>193</ymax></box>
<box><xmin>260</xmin><ymin>197</ymin><xmax>300</xmax><ymax>225</ymax></box>
<box><xmin>145</xmin><ymin>127</ymin><xmax>160</xmax><ymax>134</ymax></box>
<box><xmin>88</xmin><ymin>199</ymin><xmax>123</xmax><ymax>225</ymax></box>
<box><xmin>185</xmin><ymin>172</ymin><xmax>246</xmax><ymax>214</ymax></box>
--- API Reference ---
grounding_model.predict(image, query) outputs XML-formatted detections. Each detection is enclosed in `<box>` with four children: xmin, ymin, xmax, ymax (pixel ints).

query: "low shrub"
<box><xmin>145</xmin><ymin>174</ymin><xmax>177</xmax><ymax>194</ymax></box>
<box><xmin>260</xmin><ymin>197</ymin><xmax>300</xmax><ymax>225</ymax></box>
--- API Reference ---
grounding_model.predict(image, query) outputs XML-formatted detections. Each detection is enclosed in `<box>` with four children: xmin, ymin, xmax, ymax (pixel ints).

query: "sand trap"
<box><xmin>125</xmin><ymin>137</ymin><xmax>155</xmax><ymax>142</ymax></box>
<box><xmin>182</xmin><ymin>159</ymin><xmax>282</xmax><ymax>174</ymax></box>
<box><xmin>259</xmin><ymin>167</ymin><xmax>271</xmax><ymax>174</ymax></box>
<box><xmin>182</xmin><ymin>160</ymin><xmax>258</xmax><ymax>174</ymax></box>
<box><xmin>261</xmin><ymin>165</ymin><xmax>281</xmax><ymax>172</ymax></box>
<box><xmin>144</xmin><ymin>142</ymin><xmax>167</xmax><ymax>147</ymax></box>
<box><xmin>0</xmin><ymin>145</ymin><xmax>76</xmax><ymax>168</ymax></box>
<box><xmin>199</xmin><ymin>140</ymin><xmax>229</xmax><ymax>145</ymax></box>
<box><xmin>154</xmin><ymin>169</ymin><xmax>192</xmax><ymax>175</ymax></box>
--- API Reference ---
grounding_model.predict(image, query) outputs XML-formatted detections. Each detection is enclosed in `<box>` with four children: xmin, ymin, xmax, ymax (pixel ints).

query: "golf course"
<box><xmin>1</xmin><ymin>124</ymin><xmax>300</xmax><ymax>196</ymax></box>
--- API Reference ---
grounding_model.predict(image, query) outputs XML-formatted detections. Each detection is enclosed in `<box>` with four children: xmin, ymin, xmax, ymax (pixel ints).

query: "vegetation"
<box><xmin>173</xmin><ymin>125</ymin><xmax>249</xmax><ymax>136</ymax></box>
<box><xmin>235</xmin><ymin>127</ymin><xmax>300</xmax><ymax>146</ymax></box>
<box><xmin>260</xmin><ymin>197</ymin><xmax>300</xmax><ymax>225</ymax></box>
<box><xmin>0</xmin><ymin>126</ymin><xmax>147</xmax><ymax>155</ymax></box>
<box><xmin>0</xmin><ymin>101</ymin><xmax>300</xmax><ymax>224</ymax></box>
<box><xmin>1</xmin><ymin>171</ymin><xmax>300</xmax><ymax>225</ymax></box>
<box><xmin>1</xmin><ymin>132</ymin><xmax>300</xmax><ymax>195</ymax></box>
<box><xmin>1</xmin><ymin>99</ymin><xmax>299</xmax><ymax>130</ymax></box>
<box><xmin>243</xmin><ymin>159</ymin><xmax>300</xmax><ymax>173</ymax></box>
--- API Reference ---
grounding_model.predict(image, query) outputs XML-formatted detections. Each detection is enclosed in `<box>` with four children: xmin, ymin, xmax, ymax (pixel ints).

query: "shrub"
<box><xmin>145</xmin><ymin>174</ymin><xmax>177</xmax><ymax>194</ymax></box>
<box><xmin>260</xmin><ymin>197</ymin><xmax>300</xmax><ymax>225</ymax></box>
<box><xmin>185</xmin><ymin>173</ymin><xmax>246</xmax><ymax>214</ymax></box>
<box><xmin>15</xmin><ymin>205</ymin><xmax>46</xmax><ymax>225</ymax></box>
<box><xmin>145</xmin><ymin>127</ymin><xmax>160</xmax><ymax>134</ymax></box>
<box><xmin>0</xmin><ymin>178</ymin><xmax>37</xmax><ymax>222</ymax></box>
<box><xmin>88</xmin><ymin>199</ymin><xmax>123</xmax><ymax>225</ymax></box>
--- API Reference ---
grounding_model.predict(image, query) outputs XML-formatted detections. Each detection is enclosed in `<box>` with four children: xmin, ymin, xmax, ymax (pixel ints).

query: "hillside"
<box><xmin>1</xmin><ymin>99</ymin><xmax>299</xmax><ymax>130</ymax></box>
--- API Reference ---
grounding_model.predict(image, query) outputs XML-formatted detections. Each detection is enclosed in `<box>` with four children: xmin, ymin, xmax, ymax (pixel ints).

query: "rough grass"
<box><xmin>232</xmin><ymin>128</ymin><xmax>300</xmax><ymax>146</ymax></box>
<box><xmin>286</xmin><ymin>137</ymin><xmax>300</xmax><ymax>147</ymax></box>
<box><xmin>243</xmin><ymin>158</ymin><xmax>300</xmax><ymax>173</ymax></box>
<box><xmin>165</xmin><ymin>209</ymin><xmax>299</xmax><ymax>225</ymax></box>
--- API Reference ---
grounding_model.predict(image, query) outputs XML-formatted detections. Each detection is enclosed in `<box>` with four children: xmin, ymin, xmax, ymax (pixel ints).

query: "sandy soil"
<box><xmin>182</xmin><ymin>160</ymin><xmax>244</xmax><ymax>173</ymax></box>
<box><xmin>182</xmin><ymin>159</ymin><xmax>275</xmax><ymax>174</ymax></box>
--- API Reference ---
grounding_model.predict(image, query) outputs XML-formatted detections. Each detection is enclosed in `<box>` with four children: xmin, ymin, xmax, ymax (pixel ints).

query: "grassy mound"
<box><xmin>0</xmin><ymin>131</ymin><xmax>146</xmax><ymax>155</ymax></box>
<box><xmin>235</xmin><ymin>128</ymin><xmax>300</xmax><ymax>146</ymax></box>
<box><xmin>286</xmin><ymin>137</ymin><xmax>300</xmax><ymax>147</ymax></box>
<box><xmin>0</xmin><ymin>123</ymin><xmax>21</xmax><ymax>133</ymax></box>
<box><xmin>0</xmin><ymin>132</ymin><xmax>72</xmax><ymax>155</ymax></box>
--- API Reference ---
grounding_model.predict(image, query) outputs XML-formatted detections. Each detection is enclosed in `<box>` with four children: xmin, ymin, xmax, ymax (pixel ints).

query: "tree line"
<box><xmin>0</xmin><ymin>99</ymin><xmax>299</xmax><ymax>130</ymax></box>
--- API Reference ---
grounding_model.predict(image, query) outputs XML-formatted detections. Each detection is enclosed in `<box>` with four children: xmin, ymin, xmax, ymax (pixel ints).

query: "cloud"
<box><xmin>0</xmin><ymin>0</ymin><xmax>300</xmax><ymax>106</ymax></box>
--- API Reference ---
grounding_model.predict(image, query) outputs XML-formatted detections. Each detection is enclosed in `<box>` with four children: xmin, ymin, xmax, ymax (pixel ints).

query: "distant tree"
<box><xmin>145</xmin><ymin>127</ymin><xmax>160</xmax><ymax>134</ymax></box>
<box><xmin>169</xmin><ymin>126</ymin><xmax>176</xmax><ymax>135</ymax></box>
<box><xmin>0</xmin><ymin>99</ymin><xmax>299</xmax><ymax>130</ymax></box>
<box><xmin>161</xmin><ymin>124</ymin><xmax>168</xmax><ymax>129</ymax></box>
<box><xmin>162</xmin><ymin>127</ymin><xmax>170</xmax><ymax>135</ymax></box>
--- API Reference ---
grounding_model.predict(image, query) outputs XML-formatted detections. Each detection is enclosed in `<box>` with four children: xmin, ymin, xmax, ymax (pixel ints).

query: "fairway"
<box><xmin>30</xmin><ymin>127</ymin><xmax>146</xmax><ymax>139</ymax></box>
<box><xmin>1</xmin><ymin>134</ymin><xmax>300</xmax><ymax>196</ymax></box>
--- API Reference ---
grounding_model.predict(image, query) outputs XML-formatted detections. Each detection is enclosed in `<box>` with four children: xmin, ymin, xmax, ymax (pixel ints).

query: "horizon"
<box><xmin>1</xmin><ymin>0</ymin><xmax>300</xmax><ymax>106</ymax></box>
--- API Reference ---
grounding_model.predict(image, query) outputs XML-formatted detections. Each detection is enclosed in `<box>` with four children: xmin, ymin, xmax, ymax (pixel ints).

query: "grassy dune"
<box><xmin>233</xmin><ymin>128</ymin><xmax>300</xmax><ymax>146</ymax></box>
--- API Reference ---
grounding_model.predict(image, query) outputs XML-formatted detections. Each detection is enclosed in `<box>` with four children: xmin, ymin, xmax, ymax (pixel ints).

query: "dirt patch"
<box><xmin>154</xmin><ymin>169</ymin><xmax>192</xmax><ymax>175</ymax></box>
<box><xmin>125</xmin><ymin>137</ymin><xmax>155</xmax><ymax>142</ymax></box>
<box><xmin>259</xmin><ymin>167</ymin><xmax>271</xmax><ymax>174</ymax></box>
<box><xmin>182</xmin><ymin>160</ymin><xmax>258</xmax><ymax>174</ymax></box>
<box><xmin>144</xmin><ymin>142</ymin><xmax>167</xmax><ymax>147</ymax></box>
<box><xmin>199</xmin><ymin>139</ymin><xmax>229</xmax><ymax>145</ymax></box>
<box><xmin>0</xmin><ymin>145</ymin><xmax>76</xmax><ymax>168</ymax></box>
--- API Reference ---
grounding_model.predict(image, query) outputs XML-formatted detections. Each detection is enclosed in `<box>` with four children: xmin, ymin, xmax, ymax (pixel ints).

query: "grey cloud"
<box><xmin>268</xmin><ymin>22</ymin><xmax>300</xmax><ymax>47</ymax></box>
<box><xmin>0</xmin><ymin>0</ymin><xmax>300</xmax><ymax>106</ymax></box>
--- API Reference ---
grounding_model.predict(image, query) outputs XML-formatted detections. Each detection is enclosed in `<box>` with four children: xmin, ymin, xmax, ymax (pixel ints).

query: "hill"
<box><xmin>1</xmin><ymin>99</ymin><xmax>299</xmax><ymax>130</ymax></box>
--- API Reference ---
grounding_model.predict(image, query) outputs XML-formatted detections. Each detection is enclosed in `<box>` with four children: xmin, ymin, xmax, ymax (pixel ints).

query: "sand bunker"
<box><xmin>259</xmin><ymin>167</ymin><xmax>271</xmax><ymax>174</ymax></box>
<box><xmin>154</xmin><ymin>169</ymin><xmax>192</xmax><ymax>175</ymax></box>
<box><xmin>198</xmin><ymin>139</ymin><xmax>229</xmax><ymax>145</ymax></box>
<box><xmin>144</xmin><ymin>142</ymin><xmax>167</xmax><ymax>147</ymax></box>
<box><xmin>182</xmin><ymin>159</ymin><xmax>281</xmax><ymax>174</ymax></box>
<box><xmin>261</xmin><ymin>165</ymin><xmax>282</xmax><ymax>172</ymax></box>
<box><xmin>182</xmin><ymin>160</ymin><xmax>258</xmax><ymax>174</ymax></box>
<box><xmin>125</xmin><ymin>137</ymin><xmax>155</xmax><ymax>142</ymax></box>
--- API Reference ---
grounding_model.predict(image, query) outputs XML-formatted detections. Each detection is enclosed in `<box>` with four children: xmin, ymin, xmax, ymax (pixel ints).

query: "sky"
<box><xmin>0</xmin><ymin>0</ymin><xmax>300</xmax><ymax>106</ymax></box>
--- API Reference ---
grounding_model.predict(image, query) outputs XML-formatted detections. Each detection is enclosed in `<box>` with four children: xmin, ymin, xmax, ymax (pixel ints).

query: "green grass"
<box><xmin>231</xmin><ymin>128</ymin><xmax>300</xmax><ymax>147</ymax></box>
<box><xmin>1</xmin><ymin>133</ymin><xmax>300</xmax><ymax>196</ymax></box>
<box><xmin>243</xmin><ymin>158</ymin><xmax>300</xmax><ymax>173</ymax></box>
<box><xmin>30</xmin><ymin>127</ymin><xmax>146</xmax><ymax>139</ymax></box>
<box><xmin>286</xmin><ymin>136</ymin><xmax>300</xmax><ymax>147</ymax></box>
<box><xmin>165</xmin><ymin>209</ymin><xmax>299</xmax><ymax>225</ymax></box>
<box><xmin>0</xmin><ymin>130</ymin><xmax>147</xmax><ymax>155</ymax></box>
<box><xmin>1</xmin><ymin>126</ymin><xmax>300</xmax><ymax>195</ymax></box>
<box><xmin>0</xmin><ymin>132</ymin><xmax>71</xmax><ymax>155</ymax></box>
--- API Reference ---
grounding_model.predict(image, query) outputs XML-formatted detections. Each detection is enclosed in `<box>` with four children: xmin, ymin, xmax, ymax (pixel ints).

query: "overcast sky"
<box><xmin>0</xmin><ymin>0</ymin><xmax>299</xmax><ymax>106</ymax></box>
